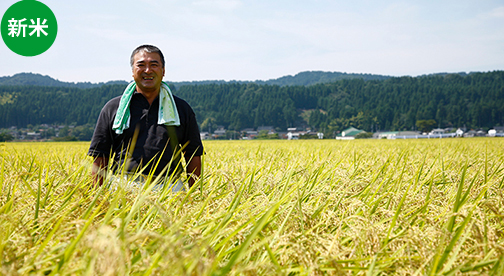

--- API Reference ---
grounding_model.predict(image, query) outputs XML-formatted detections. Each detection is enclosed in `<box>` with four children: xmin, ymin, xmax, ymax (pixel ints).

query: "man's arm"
<box><xmin>88</xmin><ymin>98</ymin><xmax>120</xmax><ymax>187</ymax></box>
<box><xmin>185</xmin><ymin>156</ymin><xmax>201</xmax><ymax>188</ymax></box>
<box><xmin>92</xmin><ymin>156</ymin><xmax>109</xmax><ymax>186</ymax></box>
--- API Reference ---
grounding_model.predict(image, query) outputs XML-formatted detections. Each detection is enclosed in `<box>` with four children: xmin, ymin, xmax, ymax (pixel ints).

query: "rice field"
<box><xmin>1</xmin><ymin>138</ymin><xmax>504</xmax><ymax>275</ymax></box>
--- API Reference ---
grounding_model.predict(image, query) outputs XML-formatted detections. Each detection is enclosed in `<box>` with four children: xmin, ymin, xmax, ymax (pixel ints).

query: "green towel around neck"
<box><xmin>112</xmin><ymin>81</ymin><xmax>180</xmax><ymax>134</ymax></box>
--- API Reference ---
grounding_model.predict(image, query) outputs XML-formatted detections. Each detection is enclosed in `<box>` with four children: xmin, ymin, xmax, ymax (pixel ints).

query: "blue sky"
<box><xmin>1</xmin><ymin>0</ymin><xmax>503</xmax><ymax>83</ymax></box>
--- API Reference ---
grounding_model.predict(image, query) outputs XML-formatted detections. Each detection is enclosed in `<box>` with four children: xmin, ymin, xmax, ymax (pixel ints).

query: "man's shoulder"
<box><xmin>173</xmin><ymin>95</ymin><xmax>188</xmax><ymax>105</ymax></box>
<box><xmin>173</xmin><ymin>95</ymin><xmax>193</xmax><ymax>111</ymax></box>
<box><xmin>102</xmin><ymin>95</ymin><xmax>122</xmax><ymax>112</ymax></box>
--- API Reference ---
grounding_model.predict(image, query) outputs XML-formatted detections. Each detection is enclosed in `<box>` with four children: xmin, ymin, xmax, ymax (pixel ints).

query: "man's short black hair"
<box><xmin>130</xmin><ymin>45</ymin><xmax>165</xmax><ymax>68</ymax></box>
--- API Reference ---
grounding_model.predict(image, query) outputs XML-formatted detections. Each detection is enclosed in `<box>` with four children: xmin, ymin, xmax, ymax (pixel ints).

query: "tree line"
<box><xmin>0</xmin><ymin>71</ymin><xmax>503</xmax><ymax>133</ymax></box>
<box><xmin>0</xmin><ymin>84</ymin><xmax>124</xmax><ymax>127</ymax></box>
<box><xmin>176</xmin><ymin>71</ymin><xmax>504</xmax><ymax>132</ymax></box>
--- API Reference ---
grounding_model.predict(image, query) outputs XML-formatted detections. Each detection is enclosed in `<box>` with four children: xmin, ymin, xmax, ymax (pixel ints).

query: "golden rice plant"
<box><xmin>1</xmin><ymin>138</ymin><xmax>504</xmax><ymax>275</ymax></box>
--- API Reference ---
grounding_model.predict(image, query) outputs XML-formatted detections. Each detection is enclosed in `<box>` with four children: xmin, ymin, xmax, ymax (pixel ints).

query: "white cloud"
<box><xmin>488</xmin><ymin>6</ymin><xmax>504</xmax><ymax>18</ymax></box>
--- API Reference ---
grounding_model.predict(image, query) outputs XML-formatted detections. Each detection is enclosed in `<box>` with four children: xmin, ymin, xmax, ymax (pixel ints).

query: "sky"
<box><xmin>1</xmin><ymin>0</ymin><xmax>503</xmax><ymax>83</ymax></box>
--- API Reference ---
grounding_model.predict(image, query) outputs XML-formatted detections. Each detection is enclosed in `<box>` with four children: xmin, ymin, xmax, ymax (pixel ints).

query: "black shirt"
<box><xmin>88</xmin><ymin>92</ymin><xmax>204</xmax><ymax>176</ymax></box>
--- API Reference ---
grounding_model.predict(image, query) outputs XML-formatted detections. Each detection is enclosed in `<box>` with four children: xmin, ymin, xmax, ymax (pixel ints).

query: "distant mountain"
<box><xmin>0</xmin><ymin>71</ymin><xmax>392</xmax><ymax>89</ymax></box>
<box><xmin>418</xmin><ymin>72</ymin><xmax>475</xmax><ymax>78</ymax></box>
<box><xmin>0</xmin><ymin>71</ymin><xmax>478</xmax><ymax>89</ymax></box>
<box><xmin>169</xmin><ymin>80</ymin><xmax>243</xmax><ymax>89</ymax></box>
<box><xmin>170</xmin><ymin>71</ymin><xmax>392</xmax><ymax>88</ymax></box>
<box><xmin>0</xmin><ymin>73</ymin><xmax>128</xmax><ymax>88</ymax></box>
<box><xmin>256</xmin><ymin>71</ymin><xmax>391</xmax><ymax>86</ymax></box>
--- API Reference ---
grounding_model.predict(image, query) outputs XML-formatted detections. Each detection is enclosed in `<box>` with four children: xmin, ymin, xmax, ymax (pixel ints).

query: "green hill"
<box><xmin>0</xmin><ymin>71</ymin><xmax>391</xmax><ymax>89</ymax></box>
<box><xmin>256</xmin><ymin>71</ymin><xmax>391</xmax><ymax>86</ymax></box>
<box><xmin>0</xmin><ymin>73</ymin><xmax>128</xmax><ymax>88</ymax></box>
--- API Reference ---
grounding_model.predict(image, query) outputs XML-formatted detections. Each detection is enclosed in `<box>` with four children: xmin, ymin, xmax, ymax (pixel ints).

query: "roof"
<box><xmin>338</xmin><ymin>127</ymin><xmax>364</xmax><ymax>137</ymax></box>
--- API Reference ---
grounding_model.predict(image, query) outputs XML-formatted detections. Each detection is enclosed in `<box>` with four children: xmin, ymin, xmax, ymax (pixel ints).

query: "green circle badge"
<box><xmin>1</xmin><ymin>0</ymin><xmax>58</xmax><ymax>56</ymax></box>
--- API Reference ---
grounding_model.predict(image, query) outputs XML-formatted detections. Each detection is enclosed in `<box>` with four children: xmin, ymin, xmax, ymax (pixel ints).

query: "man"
<box><xmin>88</xmin><ymin>44</ymin><xmax>203</xmax><ymax>189</ymax></box>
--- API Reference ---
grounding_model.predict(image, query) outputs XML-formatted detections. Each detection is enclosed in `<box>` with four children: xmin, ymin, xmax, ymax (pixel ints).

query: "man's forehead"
<box><xmin>134</xmin><ymin>51</ymin><xmax>161</xmax><ymax>63</ymax></box>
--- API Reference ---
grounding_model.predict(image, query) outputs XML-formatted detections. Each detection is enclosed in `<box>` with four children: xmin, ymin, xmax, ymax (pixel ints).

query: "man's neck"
<box><xmin>137</xmin><ymin>88</ymin><xmax>160</xmax><ymax>105</ymax></box>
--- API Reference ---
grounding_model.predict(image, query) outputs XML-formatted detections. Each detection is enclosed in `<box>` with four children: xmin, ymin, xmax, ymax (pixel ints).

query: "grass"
<box><xmin>0</xmin><ymin>138</ymin><xmax>504</xmax><ymax>275</ymax></box>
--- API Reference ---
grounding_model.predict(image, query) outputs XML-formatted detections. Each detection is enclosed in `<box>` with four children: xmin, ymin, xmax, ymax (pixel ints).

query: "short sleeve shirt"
<box><xmin>88</xmin><ymin>92</ymin><xmax>204</xmax><ymax>176</ymax></box>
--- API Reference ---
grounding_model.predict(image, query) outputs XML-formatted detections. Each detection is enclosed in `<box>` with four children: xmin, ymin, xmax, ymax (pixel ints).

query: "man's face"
<box><xmin>132</xmin><ymin>50</ymin><xmax>165</xmax><ymax>93</ymax></box>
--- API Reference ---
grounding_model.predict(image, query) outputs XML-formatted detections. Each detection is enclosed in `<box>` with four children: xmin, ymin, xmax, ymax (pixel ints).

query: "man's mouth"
<box><xmin>143</xmin><ymin>76</ymin><xmax>154</xmax><ymax>80</ymax></box>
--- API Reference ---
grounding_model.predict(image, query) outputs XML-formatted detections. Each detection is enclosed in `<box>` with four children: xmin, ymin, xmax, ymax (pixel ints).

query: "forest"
<box><xmin>174</xmin><ymin>71</ymin><xmax>504</xmax><ymax>132</ymax></box>
<box><xmin>0</xmin><ymin>71</ymin><xmax>503</xmax><ymax>134</ymax></box>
